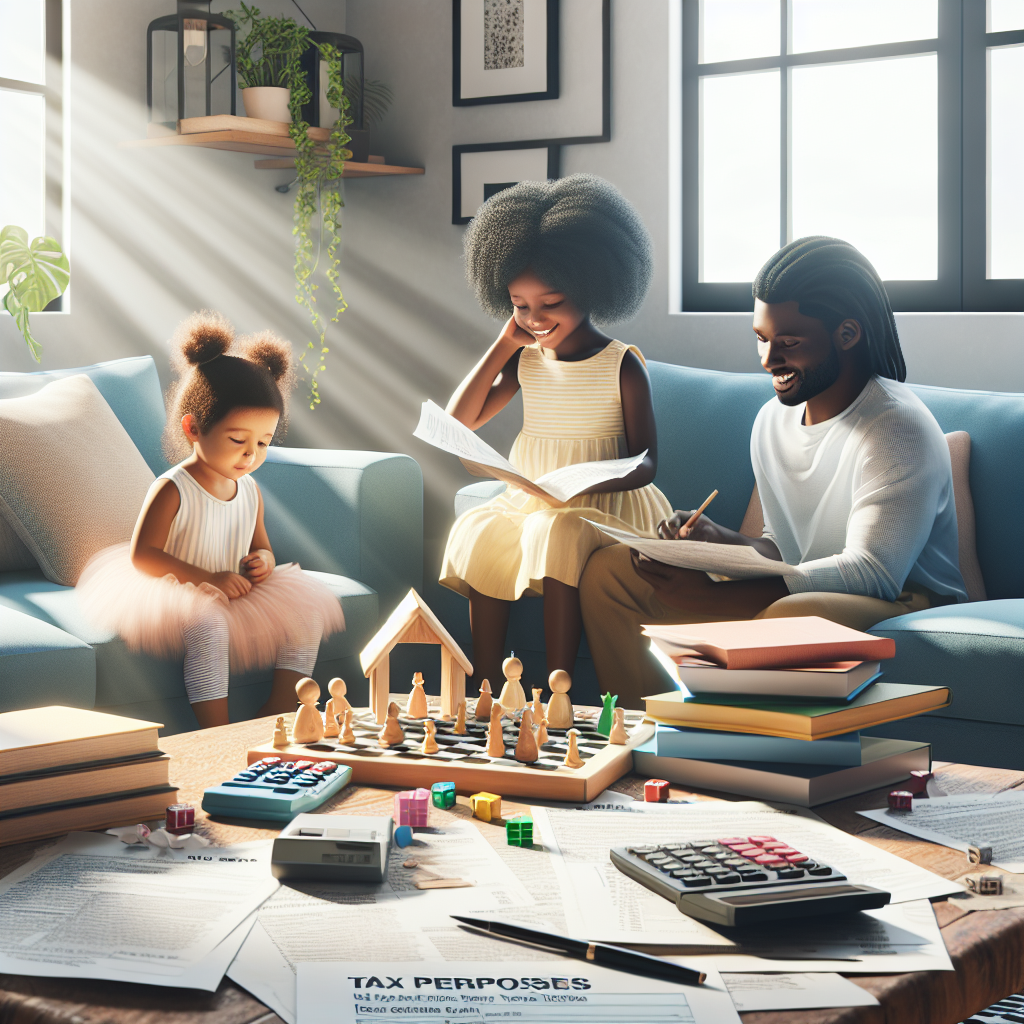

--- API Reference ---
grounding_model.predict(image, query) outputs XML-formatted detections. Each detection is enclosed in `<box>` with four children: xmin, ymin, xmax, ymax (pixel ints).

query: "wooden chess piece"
<box><xmin>379</xmin><ymin>701</ymin><xmax>406</xmax><ymax>747</ymax></box>
<box><xmin>546</xmin><ymin>670</ymin><xmax>574</xmax><ymax>729</ymax></box>
<box><xmin>474</xmin><ymin>679</ymin><xmax>493</xmax><ymax>721</ymax></box>
<box><xmin>531</xmin><ymin>687</ymin><xmax>545</xmax><ymax>724</ymax></box>
<box><xmin>535</xmin><ymin>715</ymin><xmax>549</xmax><ymax>748</ymax></box>
<box><xmin>421</xmin><ymin>719</ymin><xmax>439</xmax><ymax>755</ymax></box>
<box><xmin>563</xmin><ymin>728</ymin><xmax>584</xmax><ymax>769</ymax></box>
<box><xmin>339</xmin><ymin>708</ymin><xmax>356</xmax><ymax>745</ymax></box>
<box><xmin>498</xmin><ymin>656</ymin><xmax>527</xmax><ymax>712</ymax></box>
<box><xmin>272</xmin><ymin>716</ymin><xmax>289</xmax><ymax>748</ymax></box>
<box><xmin>598</xmin><ymin>692</ymin><xmax>618</xmax><ymax>737</ymax></box>
<box><xmin>515</xmin><ymin>708</ymin><xmax>539</xmax><ymax>763</ymax></box>
<box><xmin>407</xmin><ymin>672</ymin><xmax>428</xmax><ymax>719</ymax></box>
<box><xmin>486</xmin><ymin>703</ymin><xmax>506</xmax><ymax>758</ymax></box>
<box><xmin>454</xmin><ymin>700</ymin><xmax>468</xmax><ymax>735</ymax></box>
<box><xmin>292</xmin><ymin>677</ymin><xmax>325</xmax><ymax>743</ymax></box>
<box><xmin>609</xmin><ymin>707</ymin><xmax>628</xmax><ymax>745</ymax></box>
<box><xmin>324</xmin><ymin>677</ymin><xmax>350</xmax><ymax>738</ymax></box>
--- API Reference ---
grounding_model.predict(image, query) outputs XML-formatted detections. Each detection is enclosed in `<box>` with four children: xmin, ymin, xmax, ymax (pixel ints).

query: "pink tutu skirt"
<box><xmin>77</xmin><ymin>544</ymin><xmax>345</xmax><ymax>673</ymax></box>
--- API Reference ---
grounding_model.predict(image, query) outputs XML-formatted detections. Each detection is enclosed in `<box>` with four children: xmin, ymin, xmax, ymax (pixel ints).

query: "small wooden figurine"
<box><xmin>272</xmin><ymin>716</ymin><xmax>289</xmax><ymax>748</ymax></box>
<box><xmin>515</xmin><ymin>707</ymin><xmax>539</xmax><ymax>763</ymax></box>
<box><xmin>486</xmin><ymin>703</ymin><xmax>506</xmax><ymax>758</ymax></box>
<box><xmin>498</xmin><ymin>655</ymin><xmax>527</xmax><ymax>712</ymax></box>
<box><xmin>531</xmin><ymin>688</ymin><xmax>545</xmax><ymax>723</ymax></box>
<box><xmin>292</xmin><ymin>677</ymin><xmax>325</xmax><ymax>744</ymax></box>
<box><xmin>535</xmin><ymin>715</ymin><xmax>549</xmax><ymax>748</ymax></box>
<box><xmin>339</xmin><ymin>707</ymin><xmax>356</xmax><ymax>745</ymax></box>
<box><xmin>608</xmin><ymin>707</ymin><xmax>628</xmax><ymax>745</ymax></box>
<box><xmin>563</xmin><ymin>729</ymin><xmax>584</xmax><ymax>769</ymax></box>
<box><xmin>597</xmin><ymin>692</ymin><xmax>618</xmax><ymax>737</ymax></box>
<box><xmin>323</xmin><ymin>678</ymin><xmax>348</xmax><ymax>737</ymax></box>
<box><xmin>453</xmin><ymin>700</ymin><xmax>468</xmax><ymax>735</ymax></box>
<box><xmin>379</xmin><ymin>701</ymin><xmax>406</xmax><ymax>747</ymax></box>
<box><xmin>421</xmin><ymin>719</ymin><xmax>439</xmax><ymax>755</ymax></box>
<box><xmin>474</xmin><ymin>679</ymin><xmax>493</xmax><ymax>720</ymax></box>
<box><xmin>407</xmin><ymin>672</ymin><xmax>429</xmax><ymax>719</ymax></box>
<box><xmin>546</xmin><ymin>670</ymin><xmax>574</xmax><ymax>729</ymax></box>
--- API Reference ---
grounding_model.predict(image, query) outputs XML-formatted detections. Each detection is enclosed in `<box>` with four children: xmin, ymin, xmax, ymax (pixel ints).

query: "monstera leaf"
<box><xmin>1</xmin><ymin>225</ymin><xmax>71</xmax><ymax>362</ymax></box>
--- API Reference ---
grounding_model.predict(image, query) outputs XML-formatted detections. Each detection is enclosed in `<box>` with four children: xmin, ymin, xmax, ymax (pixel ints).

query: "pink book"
<box><xmin>642</xmin><ymin>616</ymin><xmax>896</xmax><ymax>670</ymax></box>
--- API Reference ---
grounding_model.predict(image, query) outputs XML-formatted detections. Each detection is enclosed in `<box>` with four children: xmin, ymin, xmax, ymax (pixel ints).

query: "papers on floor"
<box><xmin>0</xmin><ymin>831</ymin><xmax>276</xmax><ymax>991</ymax></box>
<box><xmin>583</xmin><ymin>520</ymin><xmax>803</xmax><ymax>579</ymax></box>
<box><xmin>858</xmin><ymin>791</ymin><xmax>1024</xmax><ymax>871</ymax></box>
<box><xmin>414</xmin><ymin>400</ymin><xmax>646</xmax><ymax>504</ymax></box>
<box><xmin>298</xmin><ymin>961</ymin><xmax>740</xmax><ymax>1024</ymax></box>
<box><xmin>722</xmin><ymin>972</ymin><xmax>878</xmax><ymax>1011</ymax></box>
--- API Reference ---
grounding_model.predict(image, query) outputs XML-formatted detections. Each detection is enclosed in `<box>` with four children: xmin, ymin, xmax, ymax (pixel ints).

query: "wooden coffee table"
<box><xmin>1</xmin><ymin>716</ymin><xmax>1022</xmax><ymax>1024</ymax></box>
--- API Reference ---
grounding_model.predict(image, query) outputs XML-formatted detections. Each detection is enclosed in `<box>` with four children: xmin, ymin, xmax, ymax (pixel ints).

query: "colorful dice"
<box><xmin>506</xmin><ymin>814</ymin><xmax>534</xmax><ymax>847</ymax></box>
<box><xmin>165</xmin><ymin>803</ymin><xmax>195</xmax><ymax>835</ymax></box>
<box><xmin>394</xmin><ymin>788</ymin><xmax>431</xmax><ymax>827</ymax></box>
<box><xmin>431</xmin><ymin>781</ymin><xmax>456</xmax><ymax>809</ymax></box>
<box><xmin>888</xmin><ymin>790</ymin><xmax>913</xmax><ymax>811</ymax></box>
<box><xmin>644</xmin><ymin>779</ymin><xmax>670</xmax><ymax>803</ymax></box>
<box><xmin>469</xmin><ymin>791</ymin><xmax>502</xmax><ymax>822</ymax></box>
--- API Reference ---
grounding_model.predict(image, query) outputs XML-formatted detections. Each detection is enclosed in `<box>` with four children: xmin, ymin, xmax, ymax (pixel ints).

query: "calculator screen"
<box><xmin>321</xmin><ymin>843</ymin><xmax>375</xmax><ymax>865</ymax></box>
<box><xmin>718</xmin><ymin>884</ymin><xmax>863</xmax><ymax>905</ymax></box>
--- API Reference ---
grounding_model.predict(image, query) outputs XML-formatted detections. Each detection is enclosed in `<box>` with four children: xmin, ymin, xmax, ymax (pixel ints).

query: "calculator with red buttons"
<box><xmin>201</xmin><ymin>757</ymin><xmax>353</xmax><ymax>823</ymax></box>
<box><xmin>610</xmin><ymin>835</ymin><xmax>890</xmax><ymax>927</ymax></box>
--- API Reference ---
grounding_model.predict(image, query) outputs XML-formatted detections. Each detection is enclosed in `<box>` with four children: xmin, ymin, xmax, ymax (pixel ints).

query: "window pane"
<box><xmin>0</xmin><ymin>88</ymin><xmax>45</xmax><ymax>240</ymax></box>
<box><xmin>791</xmin><ymin>55</ymin><xmax>937</xmax><ymax>280</ymax></box>
<box><xmin>700</xmin><ymin>0</ymin><xmax>779</xmax><ymax>63</ymax></box>
<box><xmin>989</xmin><ymin>45</ymin><xmax>1024</xmax><ymax>279</ymax></box>
<box><xmin>791</xmin><ymin>0</ymin><xmax>937</xmax><ymax>53</ymax></box>
<box><xmin>989</xmin><ymin>0</ymin><xmax>1024</xmax><ymax>32</ymax></box>
<box><xmin>700</xmin><ymin>70</ymin><xmax>780</xmax><ymax>282</ymax></box>
<box><xmin>0</xmin><ymin>0</ymin><xmax>46</xmax><ymax>84</ymax></box>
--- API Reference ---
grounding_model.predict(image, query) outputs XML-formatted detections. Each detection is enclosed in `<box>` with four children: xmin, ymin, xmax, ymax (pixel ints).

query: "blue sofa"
<box><xmin>451</xmin><ymin>362</ymin><xmax>1024</xmax><ymax>769</ymax></box>
<box><xmin>0</xmin><ymin>356</ymin><xmax>423</xmax><ymax>735</ymax></box>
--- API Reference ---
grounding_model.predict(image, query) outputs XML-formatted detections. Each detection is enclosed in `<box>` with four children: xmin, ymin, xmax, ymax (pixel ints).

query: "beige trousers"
<box><xmin>579</xmin><ymin>544</ymin><xmax>934</xmax><ymax>709</ymax></box>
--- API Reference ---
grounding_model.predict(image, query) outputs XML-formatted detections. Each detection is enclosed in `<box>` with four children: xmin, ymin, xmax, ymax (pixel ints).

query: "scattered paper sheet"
<box><xmin>583</xmin><ymin>520</ymin><xmax>803</xmax><ymax>578</ymax></box>
<box><xmin>858</xmin><ymin>791</ymin><xmax>1024</xmax><ymax>871</ymax></box>
<box><xmin>297</xmin><ymin>960</ymin><xmax>740</xmax><ymax>1024</ymax></box>
<box><xmin>414</xmin><ymin>400</ymin><xmax>646</xmax><ymax>503</ymax></box>
<box><xmin>722</xmin><ymin>972</ymin><xmax>879</xmax><ymax>1011</ymax></box>
<box><xmin>0</xmin><ymin>832</ymin><xmax>276</xmax><ymax>990</ymax></box>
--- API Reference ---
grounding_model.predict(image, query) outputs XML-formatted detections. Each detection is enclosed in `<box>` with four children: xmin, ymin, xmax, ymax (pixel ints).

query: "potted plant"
<box><xmin>1</xmin><ymin>226</ymin><xmax>70</xmax><ymax>361</ymax></box>
<box><xmin>231</xmin><ymin>2</ymin><xmax>307</xmax><ymax>123</ymax></box>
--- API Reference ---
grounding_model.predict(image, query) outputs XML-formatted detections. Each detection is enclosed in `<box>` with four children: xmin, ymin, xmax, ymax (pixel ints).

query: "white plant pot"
<box><xmin>242</xmin><ymin>87</ymin><xmax>291</xmax><ymax>123</ymax></box>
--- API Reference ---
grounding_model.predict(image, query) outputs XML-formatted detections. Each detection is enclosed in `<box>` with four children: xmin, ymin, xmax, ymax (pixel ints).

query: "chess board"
<box><xmin>248</xmin><ymin>697</ymin><xmax>654</xmax><ymax>802</ymax></box>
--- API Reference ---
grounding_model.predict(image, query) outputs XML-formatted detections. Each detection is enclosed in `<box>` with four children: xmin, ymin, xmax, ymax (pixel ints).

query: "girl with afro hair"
<box><xmin>77</xmin><ymin>312</ymin><xmax>344</xmax><ymax>727</ymax></box>
<box><xmin>440</xmin><ymin>174</ymin><xmax>672</xmax><ymax>690</ymax></box>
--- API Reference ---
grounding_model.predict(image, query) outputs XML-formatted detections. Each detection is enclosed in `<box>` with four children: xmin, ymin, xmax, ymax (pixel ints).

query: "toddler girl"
<box><xmin>440</xmin><ymin>174</ymin><xmax>672</xmax><ymax>689</ymax></box>
<box><xmin>78</xmin><ymin>312</ymin><xmax>344</xmax><ymax>728</ymax></box>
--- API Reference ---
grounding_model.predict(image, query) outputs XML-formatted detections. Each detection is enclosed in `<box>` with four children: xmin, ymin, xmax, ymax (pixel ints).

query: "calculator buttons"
<box><xmin>714</xmin><ymin>872</ymin><xmax>741</xmax><ymax>884</ymax></box>
<box><xmin>739</xmin><ymin>870</ymin><xmax>769</xmax><ymax>882</ymax></box>
<box><xmin>808</xmin><ymin>865</ymin><xmax>834</xmax><ymax>875</ymax></box>
<box><xmin>776</xmin><ymin>868</ymin><xmax>805</xmax><ymax>880</ymax></box>
<box><xmin>679</xmin><ymin>876</ymin><xmax>713</xmax><ymax>887</ymax></box>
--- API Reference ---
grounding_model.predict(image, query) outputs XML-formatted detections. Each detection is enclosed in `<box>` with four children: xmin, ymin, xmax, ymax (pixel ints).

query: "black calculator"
<box><xmin>610</xmin><ymin>834</ymin><xmax>890</xmax><ymax>927</ymax></box>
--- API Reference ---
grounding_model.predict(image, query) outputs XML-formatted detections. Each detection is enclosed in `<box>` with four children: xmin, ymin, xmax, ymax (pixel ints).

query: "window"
<box><xmin>681</xmin><ymin>0</ymin><xmax>1024</xmax><ymax>312</ymax></box>
<box><xmin>0</xmin><ymin>0</ymin><xmax>65</xmax><ymax>307</ymax></box>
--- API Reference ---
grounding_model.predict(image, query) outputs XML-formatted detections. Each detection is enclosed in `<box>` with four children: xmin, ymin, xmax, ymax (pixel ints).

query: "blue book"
<box><xmin>654</xmin><ymin>724</ymin><xmax>863</xmax><ymax>766</ymax></box>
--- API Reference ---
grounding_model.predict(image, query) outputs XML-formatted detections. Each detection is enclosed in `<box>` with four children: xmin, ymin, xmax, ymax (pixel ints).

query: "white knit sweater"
<box><xmin>750</xmin><ymin>376</ymin><xmax>967</xmax><ymax>603</ymax></box>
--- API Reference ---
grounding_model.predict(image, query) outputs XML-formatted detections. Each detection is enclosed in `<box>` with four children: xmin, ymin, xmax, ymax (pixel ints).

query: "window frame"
<box><xmin>680</xmin><ymin>0</ymin><xmax>1024</xmax><ymax>313</ymax></box>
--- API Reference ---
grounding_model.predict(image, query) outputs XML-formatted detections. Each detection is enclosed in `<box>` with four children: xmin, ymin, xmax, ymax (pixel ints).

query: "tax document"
<box><xmin>722</xmin><ymin>973</ymin><xmax>879</xmax><ymax>1011</ymax></box>
<box><xmin>0</xmin><ymin>832</ymin><xmax>276</xmax><ymax>990</ymax></box>
<box><xmin>858</xmin><ymin>791</ymin><xmax>1024</xmax><ymax>871</ymax></box>
<box><xmin>297</xmin><ymin>961</ymin><xmax>740</xmax><ymax>1024</ymax></box>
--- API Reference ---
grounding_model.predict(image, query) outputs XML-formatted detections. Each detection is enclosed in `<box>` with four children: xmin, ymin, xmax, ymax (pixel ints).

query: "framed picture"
<box><xmin>453</xmin><ymin>0</ymin><xmax>560</xmax><ymax>106</ymax></box>
<box><xmin>452</xmin><ymin>142</ymin><xmax>561</xmax><ymax>223</ymax></box>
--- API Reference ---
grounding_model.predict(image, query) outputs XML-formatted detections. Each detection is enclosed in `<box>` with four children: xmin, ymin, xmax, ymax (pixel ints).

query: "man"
<box><xmin>579</xmin><ymin>237</ymin><xmax>967</xmax><ymax>705</ymax></box>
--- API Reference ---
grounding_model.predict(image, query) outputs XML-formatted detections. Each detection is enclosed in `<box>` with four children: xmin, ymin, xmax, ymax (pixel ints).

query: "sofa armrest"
<box><xmin>455</xmin><ymin>481</ymin><xmax>506</xmax><ymax>518</ymax></box>
<box><xmin>256</xmin><ymin>449</ymin><xmax>423</xmax><ymax>615</ymax></box>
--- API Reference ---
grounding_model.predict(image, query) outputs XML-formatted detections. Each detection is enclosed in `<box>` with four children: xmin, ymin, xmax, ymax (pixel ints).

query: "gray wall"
<box><xmin>2</xmin><ymin>0</ymin><xmax>1021</xmax><ymax>581</ymax></box>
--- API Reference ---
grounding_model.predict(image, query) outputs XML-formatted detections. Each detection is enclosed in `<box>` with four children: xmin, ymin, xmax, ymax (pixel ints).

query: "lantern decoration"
<box><xmin>300</xmin><ymin>31</ymin><xmax>366</xmax><ymax>160</ymax></box>
<box><xmin>147</xmin><ymin>1</ymin><xmax>236</xmax><ymax>127</ymax></box>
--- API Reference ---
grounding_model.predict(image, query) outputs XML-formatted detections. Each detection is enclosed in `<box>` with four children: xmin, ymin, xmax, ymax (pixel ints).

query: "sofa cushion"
<box><xmin>0</xmin><ymin>518</ymin><xmax>36</xmax><ymax>573</ymax></box>
<box><xmin>869</xmin><ymin>599</ymin><xmax>1024</xmax><ymax>725</ymax></box>
<box><xmin>0</xmin><ymin>375</ymin><xmax>155</xmax><ymax>586</ymax></box>
<box><xmin>0</xmin><ymin>606</ymin><xmax>95</xmax><ymax>712</ymax></box>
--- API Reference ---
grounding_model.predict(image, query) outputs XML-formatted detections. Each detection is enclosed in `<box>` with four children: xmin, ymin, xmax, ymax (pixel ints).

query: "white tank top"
<box><xmin>157</xmin><ymin>462</ymin><xmax>260</xmax><ymax>574</ymax></box>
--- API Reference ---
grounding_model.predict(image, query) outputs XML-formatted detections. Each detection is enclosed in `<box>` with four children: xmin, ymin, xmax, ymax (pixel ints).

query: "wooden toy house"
<box><xmin>359</xmin><ymin>589</ymin><xmax>474</xmax><ymax>724</ymax></box>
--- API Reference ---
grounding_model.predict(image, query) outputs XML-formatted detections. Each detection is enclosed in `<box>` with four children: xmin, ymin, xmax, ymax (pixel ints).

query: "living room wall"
<box><xmin>1</xmin><ymin>0</ymin><xmax>1020</xmax><ymax>603</ymax></box>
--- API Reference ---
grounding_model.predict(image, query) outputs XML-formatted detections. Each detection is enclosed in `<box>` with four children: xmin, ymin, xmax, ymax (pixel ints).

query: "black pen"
<box><xmin>450</xmin><ymin>915</ymin><xmax>706</xmax><ymax>987</ymax></box>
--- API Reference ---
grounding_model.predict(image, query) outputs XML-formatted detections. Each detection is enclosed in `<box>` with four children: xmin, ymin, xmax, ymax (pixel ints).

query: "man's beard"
<box><xmin>777</xmin><ymin>345</ymin><xmax>842</xmax><ymax>407</ymax></box>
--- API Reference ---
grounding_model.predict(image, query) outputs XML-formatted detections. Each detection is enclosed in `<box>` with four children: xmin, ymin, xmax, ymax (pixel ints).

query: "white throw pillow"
<box><xmin>0</xmin><ymin>374</ymin><xmax>155</xmax><ymax>586</ymax></box>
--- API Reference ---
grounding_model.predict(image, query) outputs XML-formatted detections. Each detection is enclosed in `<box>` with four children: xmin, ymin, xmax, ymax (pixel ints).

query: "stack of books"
<box><xmin>0</xmin><ymin>706</ymin><xmax>177</xmax><ymax>846</ymax></box>
<box><xmin>636</xmin><ymin>617</ymin><xmax>950</xmax><ymax>807</ymax></box>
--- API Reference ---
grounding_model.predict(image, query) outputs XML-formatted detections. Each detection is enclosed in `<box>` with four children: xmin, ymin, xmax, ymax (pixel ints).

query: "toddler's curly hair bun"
<box><xmin>240</xmin><ymin>330</ymin><xmax>295</xmax><ymax>388</ymax></box>
<box><xmin>173</xmin><ymin>310</ymin><xmax>235</xmax><ymax>368</ymax></box>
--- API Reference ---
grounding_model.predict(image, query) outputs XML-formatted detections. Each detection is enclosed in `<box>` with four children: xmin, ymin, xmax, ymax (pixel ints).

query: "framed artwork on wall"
<box><xmin>452</xmin><ymin>141</ymin><xmax>561</xmax><ymax>223</ymax></box>
<box><xmin>453</xmin><ymin>0</ymin><xmax>560</xmax><ymax>106</ymax></box>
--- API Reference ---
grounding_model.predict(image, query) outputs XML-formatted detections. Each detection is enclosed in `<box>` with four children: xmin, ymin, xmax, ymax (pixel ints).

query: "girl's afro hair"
<box><xmin>464</xmin><ymin>173</ymin><xmax>653</xmax><ymax>325</ymax></box>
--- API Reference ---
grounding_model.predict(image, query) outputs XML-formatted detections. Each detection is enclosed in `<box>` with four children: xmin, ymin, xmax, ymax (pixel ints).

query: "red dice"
<box><xmin>165</xmin><ymin>803</ymin><xmax>195</xmax><ymax>835</ymax></box>
<box><xmin>888</xmin><ymin>790</ymin><xmax>914</xmax><ymax>811</ymax></box>
<box><xmin>644</xmin><ymin>779</ymin><xmax>670</xmax><ymax>803</ymax></box>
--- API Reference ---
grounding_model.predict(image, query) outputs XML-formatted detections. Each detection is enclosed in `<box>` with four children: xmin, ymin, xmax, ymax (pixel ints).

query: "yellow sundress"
<box><xmin>440</xmin><ymin>339</ymin><xmax>673</xmax><ymax>601</ymax></box>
